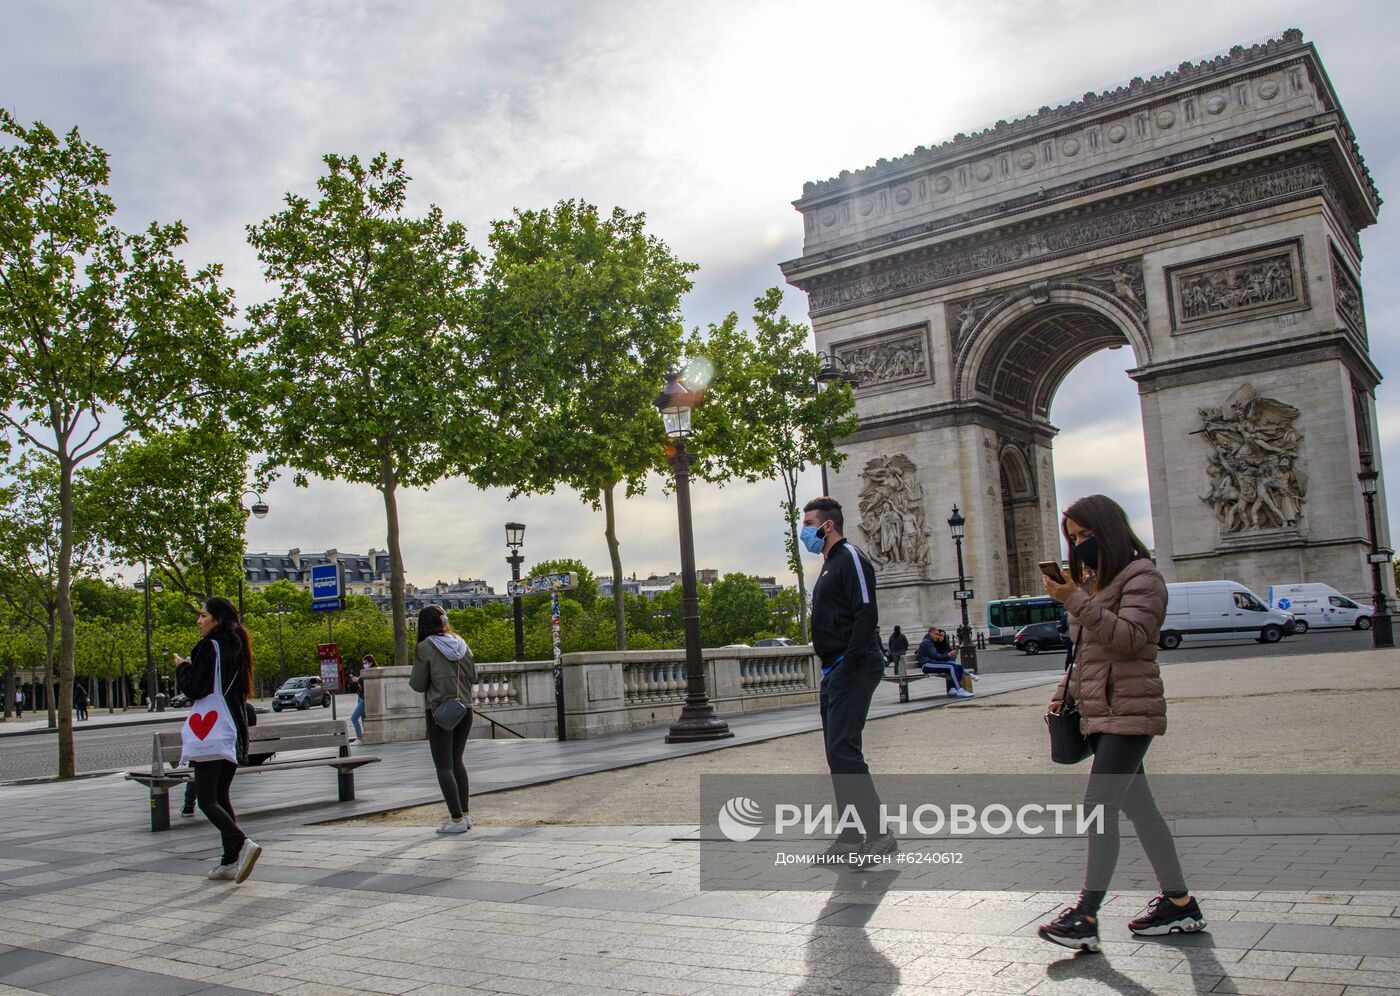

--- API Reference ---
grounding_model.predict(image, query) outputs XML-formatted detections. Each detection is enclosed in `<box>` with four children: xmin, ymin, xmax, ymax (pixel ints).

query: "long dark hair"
<box><xmin>1062</xmin><ymin>494</ymin><xmax>1152</xmax><ymax>591</ymax></box>
<box><xmin>416</xmin><ymin>605</ymin><xmax>455</xmax><ymax>643</ymax></box>
<box><xmin>204</xmin><ymin>596</ymin><xmax>255</xmax><ymax>696</ymax></box>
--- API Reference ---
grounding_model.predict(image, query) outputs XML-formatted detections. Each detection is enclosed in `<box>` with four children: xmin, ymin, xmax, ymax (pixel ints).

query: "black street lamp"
<box><xmin>813</xmin><ymin>350</ymin><xmax>860</xmax><ymax>495</ymax></box>
<box><xmin>947</xmin><ymin>505</ymin><xmax>979</xmax><ymax>673</ymax></box>
<box><xmin>656</xmin><ymin>371</ymin><xmax>733</xmax><ymax>744</ymax></box>
<box><xmin>136</xmin><ymin>563</ymin><xmax>163</xmax><ymax>710</ymax></box>
<box><xmin>239</xmin><ymin>491</ymin><xmax>269</xmax><ymax>619</ymax></box>
<box><xmin>506</xmin><ymin>522</ymin><xmax>526</xmax><ymax>662</ymax></box>
<box><xmin>1357</xmin><ymin>453</ymin><xmax>1394</xmax><ymax>648</ymax></box>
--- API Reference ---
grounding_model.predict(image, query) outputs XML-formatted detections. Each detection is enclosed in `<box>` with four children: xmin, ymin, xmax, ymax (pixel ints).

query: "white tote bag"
<box><xmin>180</xmin><ymin>641</ymin><xmax>240</xmax><ymax>765</ymax></box>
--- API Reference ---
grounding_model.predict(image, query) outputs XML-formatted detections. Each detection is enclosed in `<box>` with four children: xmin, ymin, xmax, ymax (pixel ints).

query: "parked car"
<box><xmin>753</xmin><ymin>638</ymin><xmax>799</xmax><ymax>648</ymax></box>
<box><xmin>271</xmin><ymin>676</ymin><xmax>330</xmax><ymax>711</ymax></box>
<box><xmin>1013</xmin><ymin>620</ymin><xmax>1070</xmax><ymax>656</ymax></box>
<box><xmin>167</xmin><ymin>692</ymin><xmax>191</xmax><ymax>708</ymax></box>
<box><xmin>1267</xmin><ymin>583</ymin><xmax>1374</xmax><ymax>633</ymax></box>
<box><xmin>1160</xmin><ymin>580</ymin><xmax>1294</xmax><ymax>649</ymax></box>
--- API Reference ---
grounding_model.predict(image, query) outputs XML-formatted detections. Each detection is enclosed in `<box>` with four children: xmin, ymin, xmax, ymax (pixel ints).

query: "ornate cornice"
<box><xmin>799</xmin><ymin>158</ymin><xmax>1334</xmax><ymax>317</ymax></box>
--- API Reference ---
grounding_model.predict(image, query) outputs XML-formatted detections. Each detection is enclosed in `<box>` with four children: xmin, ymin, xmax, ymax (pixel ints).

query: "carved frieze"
<box><xmin>1167</xmin><ymin>240</ymin><xmax>1306</xmax><ymax>334</ymax></box>
<box><xmin>857</xmin><ymin>455</ymin><xmax>930</xmax><ymax>569</ymax></box>
<box><xmin>807</xmin><ymin>162</ymin><xmax>1327</xmax><ymax>316</ymax></box>
<box><xmin>1078</xmin><ymin>261</ymin><xmax>1147</xmax><ymax>321</ymax></box>
<box><xmin>1331</xmin><ymin>250</ymin><xmax>1366</xmax><ymax>342</ymax></box>
<box><xmin>1197</xmin><ymin>383</ymin><xmax>1306</xmax><ymax>533</ymax></box>
<box><xmin>833</xmin><ymin>324</ymin><xmax>930</xmax><ymax>394</ymax></box>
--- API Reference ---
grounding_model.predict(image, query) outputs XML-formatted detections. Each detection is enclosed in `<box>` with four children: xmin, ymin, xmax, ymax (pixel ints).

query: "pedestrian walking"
<box><xmin>14</xmin><ymin>688</ymin><xmax>23</xmax><ymax>718</ymax></box>
<box><xmin>174</xmin><ymin>596</ymin><xmax>261</xmax><ymax>884</ymax></box>
<box><xmin>802</xmin><ymin>496</ymin><xmax>895</xmax><ymax>866</ymax></box>
<box><xmin>73</xmin><ymin>683</ymin><xmax>89</xmax><ymax>721</ymax></box>
<box><xmin>1037</xmin><ymin>494</ymin><xmax>1205</xmax><ymax>952</ymax></box>
<box><xmin>349</xmin><ymin>654</ymin><xmax>374</xmax><ymax>743</ymax></box>
<box><xmin>886</xmin><ymin>625</ymin><xmax>909</xmax><ymax>673</ymax></box>
<box><xmin>408</xmin><ymin>606</ymin><xmax>476</xmax><ymax>835</ymax></box>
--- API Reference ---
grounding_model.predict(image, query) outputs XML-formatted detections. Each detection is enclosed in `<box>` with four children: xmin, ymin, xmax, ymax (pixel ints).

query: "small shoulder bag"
<box><xmin>431</xmin><ymin>655</ymin><xmax>470</xmax><ymax>732</ymax></box>
<box><xmin>1045</xmin><ymin>632</ymin><xmax>1091</xmax><ymax>765</ymax></box>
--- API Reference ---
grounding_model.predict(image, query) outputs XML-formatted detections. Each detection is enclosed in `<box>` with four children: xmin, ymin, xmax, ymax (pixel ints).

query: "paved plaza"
<box><xmin>1</xmin><ymin>654</ymin><xmax>1399</xmax><ymax>995</ymax></box>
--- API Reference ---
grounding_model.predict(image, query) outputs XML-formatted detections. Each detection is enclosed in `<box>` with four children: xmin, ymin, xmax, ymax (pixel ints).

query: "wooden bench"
<box><xmin>125</xmin><ymin>718</ymin><xmax>381</xmax><ymax>832</ymax></box>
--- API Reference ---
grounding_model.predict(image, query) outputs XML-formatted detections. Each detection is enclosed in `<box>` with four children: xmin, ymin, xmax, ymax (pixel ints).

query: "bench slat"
<box><xmin>126</xmin><ymin>756</ymin><xmax>379</xmax><ymax>786</ymax></box>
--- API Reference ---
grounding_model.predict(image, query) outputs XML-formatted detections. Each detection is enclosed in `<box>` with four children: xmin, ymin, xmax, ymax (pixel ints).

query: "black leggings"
<box><xmin>193</xmin><ymin>759</ymin><xmax>246</xmax><ymax>865</ymax></box>
<box><xmin>425</xmin><ymin>710</ymin><xmax>472</xmax><ymax>819</ymax></box>
<box><xmin>1077</xmin><ymin>733</ymin><xmax>1188</xmax><ymax>916</ymax></box>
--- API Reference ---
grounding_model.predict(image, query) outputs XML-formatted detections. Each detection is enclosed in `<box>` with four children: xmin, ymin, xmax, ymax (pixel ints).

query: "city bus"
<box><xmin>986</xmin><ymin>595</ymin><xmax>1066</xmax><ymax>644</ymax></box>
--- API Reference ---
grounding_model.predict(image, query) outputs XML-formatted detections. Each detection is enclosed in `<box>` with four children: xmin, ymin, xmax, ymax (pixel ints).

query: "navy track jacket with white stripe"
<box><xmin>810</xmin><ymin>538</ymin><xmax>881</xmax><ymax>669</ymax></box>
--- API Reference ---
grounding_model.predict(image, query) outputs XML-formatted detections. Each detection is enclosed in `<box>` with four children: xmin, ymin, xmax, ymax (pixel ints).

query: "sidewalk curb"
<box><xmin>0</xmin><ymin>715</ymin><xmax>188</xmax><ymax>738</ymax></box>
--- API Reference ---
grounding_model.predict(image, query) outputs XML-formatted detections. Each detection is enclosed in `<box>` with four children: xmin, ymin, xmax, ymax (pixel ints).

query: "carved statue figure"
<box><xmin>857</xmin><ymin>454</ymin><xmax>930</xmax><ymax>568</ymax></box>
<box><xmin>1196</xmin><ymin>383</ymin><xmax>1305</xmax><ymax>533</ymax></box>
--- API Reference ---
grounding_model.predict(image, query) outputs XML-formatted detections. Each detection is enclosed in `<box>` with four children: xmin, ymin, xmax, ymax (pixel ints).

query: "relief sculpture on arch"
<box><xmin>1197</xmin><ymin>384</ymin><xmax>1306</xmax><ymax>534</ymax></box>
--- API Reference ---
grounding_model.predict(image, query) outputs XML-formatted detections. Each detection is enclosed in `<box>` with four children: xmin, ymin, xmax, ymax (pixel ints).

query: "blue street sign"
<box><xmin>311</xmin><ymin>598</ymin><xmax>344</xmax><ymax>613</ymax></box>
<box><xmin>311</xmin><ymin>563</ymin><xmax>342</xmax><ymax>603</ymax></box>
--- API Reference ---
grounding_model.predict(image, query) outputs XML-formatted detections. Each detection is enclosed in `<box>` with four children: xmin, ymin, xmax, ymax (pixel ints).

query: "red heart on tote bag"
<box><xmin>189</xmin><ymin>711</ymin><xmax>219</xmax><ymax>740</ymax></box>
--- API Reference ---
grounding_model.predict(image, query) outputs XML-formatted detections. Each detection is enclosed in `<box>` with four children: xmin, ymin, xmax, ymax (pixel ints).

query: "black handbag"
<box><xmin>431</xmin><ymin>655</ymin><xmax>470</xmax><ymax>731</ymax></box>
<box><xmin>1046</xmin><ymin>632</ymin><xmax>1090</xmax><ymax>764</ymax></box>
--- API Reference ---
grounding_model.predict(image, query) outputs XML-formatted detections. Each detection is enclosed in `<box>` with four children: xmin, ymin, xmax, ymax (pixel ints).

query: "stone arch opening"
<box><xmin>999</xmin><ymin>445</ymin><xmax>1039</xmax><ymax>596</ymax></box>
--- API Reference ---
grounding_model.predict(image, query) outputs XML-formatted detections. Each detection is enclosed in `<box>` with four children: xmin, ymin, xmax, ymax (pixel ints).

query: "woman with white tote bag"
<box><xmin>175</xmin><ymin>596</ymin><xmax>261</xmax><ymax>883</ymax></box>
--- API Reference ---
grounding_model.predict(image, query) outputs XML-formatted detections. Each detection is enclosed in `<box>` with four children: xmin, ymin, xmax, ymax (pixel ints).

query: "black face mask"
<box><xmin>1075</xmin><ymin>537</ymin><xmax>1100</xmax><ymax>572</ymax></box>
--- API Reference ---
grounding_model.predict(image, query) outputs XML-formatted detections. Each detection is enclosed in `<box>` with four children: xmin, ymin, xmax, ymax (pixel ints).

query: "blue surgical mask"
<box><xmin>800</xmin><ymin>523</ymin><xmax>826</xmax><ymax>554</ymax></box>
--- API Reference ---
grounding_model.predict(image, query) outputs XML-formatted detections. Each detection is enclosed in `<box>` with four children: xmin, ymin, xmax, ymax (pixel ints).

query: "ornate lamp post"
<box><xmin>947</xmin><ymin>505</ymin><xmax>979</xmax><ymax>673</ymax></box>
<box><xmin>239</xmin><ymin>491</ymin><xmax>269</xmax><ymax>619</ymax></box>
<box><xmin>813</xmin><ymin>350</ymin><xmax>860</xmax><ymax>495</ymax></box>
<box><xmin>1357</xmin><ymin>453</ymin><xmax>1394</xmax><ymax>648</ymax></box>
<box><xmin>656</xmin><ymin>371</ymin><xmax>733</xmax><ymax>744</ymax></box>
<box><xmin>506</xmin><ymin>522</ymin><xmax>526</xmax><ymax>662</ymax></box>
<box><xmin>136</xmin><ymin>564</ymin><xmax>163</xmax><ymax>710</ymax></box>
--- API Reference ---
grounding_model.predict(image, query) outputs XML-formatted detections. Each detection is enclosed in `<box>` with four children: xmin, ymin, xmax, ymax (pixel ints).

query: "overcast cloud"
<box><xmin>2</xmin><ymin>0</ymin><xmax>1397</xmax><ymax>592</ymax></box>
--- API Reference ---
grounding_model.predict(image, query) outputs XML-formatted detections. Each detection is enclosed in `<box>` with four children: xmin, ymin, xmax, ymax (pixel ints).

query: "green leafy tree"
<box><xmin>522</xmin><ymin>558</ymin><xmax>598</xmax><ymax>611</ymax></box>
<box><xmin>246</xmin><ymin>153</ymin><xmax>485</xmax><ymax>670</ymax></box>
<box><xmin>702</xmin><ymin>573</ymin><xmax>773</xmax><ymax>647</ymax></box>
<box><xmin>769</xmin><ymin>587</ymin><xmax>804</xmax><ymax>640</ymax></box>
<box><xmin>0</xmin><ymin>112</ymin><xmax>236</xmax><ymax>776</ymax></box>
<box><xmin>476</xmin><ymin>201</ymin><xmax>695</xmax><ymax>650</ymax></box>
<box><xmin>687</xmin><ymin>289</ymin><xmax>857</xmax><ymax>641</ymax></box>
<box><xmin>84</xmin><ymin>424</ymin><xmax>249</xmax><ymax>605</ymax></box>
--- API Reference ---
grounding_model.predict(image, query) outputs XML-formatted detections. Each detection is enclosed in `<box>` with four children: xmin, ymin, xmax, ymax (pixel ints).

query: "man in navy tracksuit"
<box><xmin>802</xmin><ymin>496</ymin><xmax>897</xmax><ymax>864</ymax></box>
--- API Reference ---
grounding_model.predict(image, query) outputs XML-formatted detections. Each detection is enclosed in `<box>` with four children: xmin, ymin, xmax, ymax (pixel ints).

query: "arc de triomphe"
<box><xmin>781</xmin><ymin>30</ymin><xmax>1390</xmax><ymax>633</ymax></box>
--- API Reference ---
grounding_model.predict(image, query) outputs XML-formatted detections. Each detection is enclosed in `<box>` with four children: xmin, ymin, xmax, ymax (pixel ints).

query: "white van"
<box><xmin>1266</xmin><ymin>583</ymin><xmax>1373</xmax><ymax>633</ymax></box>
<box><xmin>1159</xmin><ymin>581</ymin><xmax>1295</xmax><ymax>650</ymax></box>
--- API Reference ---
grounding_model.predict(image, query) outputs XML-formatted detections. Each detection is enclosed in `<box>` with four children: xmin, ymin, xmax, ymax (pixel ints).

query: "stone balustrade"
<box><xmin>361</xmin><ymin>645</ymin><xmax>819</xmax><ymax>743</ymax></box>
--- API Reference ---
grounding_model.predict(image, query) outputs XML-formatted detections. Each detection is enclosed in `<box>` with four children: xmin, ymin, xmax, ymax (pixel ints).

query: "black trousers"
<box><xmin>1077</xmin><ymin>733</ymin><xmax>1188</xmax><ymax>916</ymax></box>
<box><xmin>193</xmin><ymin>759</ymin><xmax>245</xmax><ymax>865</ymax></box>
<box><xmin>425</xmin><ymin>709</ymin><xmax>473</xmax><ymax>819</ymax></box>
<box><xmin>819</xmin><ymin>654</ymin><xmax>884</xmax><ymax>839</ymax></box>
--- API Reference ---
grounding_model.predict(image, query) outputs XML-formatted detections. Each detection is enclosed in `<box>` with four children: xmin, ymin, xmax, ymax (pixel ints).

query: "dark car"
<box><xmin>753</xmin><ymin>638</ymin><xmax>799</xmax><ymax>648</ymax></box>
<box><xmin>1013</xmin><ymin>620</ymin><xmax>1071</xmax><ymax>656</ymax></box>
<box><xmin>271</xmin><ymin>676</ymin><xmax>330</xmax><ymax>711</ymax></box>
<box><xmin>168</xmin><ymin>692</ymin><xmax>191</xmax><ymax>708</ymax></box>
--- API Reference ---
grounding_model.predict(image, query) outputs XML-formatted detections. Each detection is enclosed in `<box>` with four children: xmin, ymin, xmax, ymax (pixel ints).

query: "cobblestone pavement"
<box><xmin>0</xmin><ymin>656</ymin><xmax>1398</xmax><ymax>994</ymax></box>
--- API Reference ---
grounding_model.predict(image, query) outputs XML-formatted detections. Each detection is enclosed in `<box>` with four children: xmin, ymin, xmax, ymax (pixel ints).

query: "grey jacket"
<box><xmin>409</xmin><ymin>635</ymin><xmax>478</xmax><ymax>711</ymax></box>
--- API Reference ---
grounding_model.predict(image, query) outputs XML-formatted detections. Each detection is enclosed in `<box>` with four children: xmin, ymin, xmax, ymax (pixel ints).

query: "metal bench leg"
<box><xmin>338</xmin><ymin>770</ymin><xmax>355</xmax><ymax>802</ymax></box>
<box><xmin>151</xmin><ymin>788</ymin><xmax>170</xmax><ymax>832</ymax></box>
<box><xmin>899</xmin><ymin>682</ymin><xmax>910</xmax><ymax>704</ymax></box>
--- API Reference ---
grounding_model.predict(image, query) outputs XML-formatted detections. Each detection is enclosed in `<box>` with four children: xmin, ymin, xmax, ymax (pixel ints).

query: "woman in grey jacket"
<box><xmin>408</xmin><ymin>606</ymin><xmax>476</xmax><ymax>834</ymax></box>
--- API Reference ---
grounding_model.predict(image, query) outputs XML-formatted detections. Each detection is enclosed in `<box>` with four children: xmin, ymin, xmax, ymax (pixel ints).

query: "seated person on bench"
<box><xmin>917</xmin><ymin>628</ymin><xmax>978</xmax><ymax>699</ymax></box>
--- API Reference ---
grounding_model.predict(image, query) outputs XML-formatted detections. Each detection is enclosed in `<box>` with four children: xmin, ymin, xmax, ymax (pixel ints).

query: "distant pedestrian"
<box><xmin>175</xmin><ymin>596</ymin><xmax>262</xmax><ymax>883</ymax></box>
<box><xmin>802</xmin><ymin>496</ymin><xmax>894</xmax><ymax>866</ymax></box>
<box><xmin>1037</xmin><ymin>494</ymin><xmax>1204</xmax><ymax>952</ymax></box>
<box><xmin>349</xmin><ymin>654</ymin><xmax>374</xmax><ymax>743</ymax></box>
<box><xmin>14</xmin><ymin>688</ymin><xmax>22</xmax><ymax>718</ymax></box>
<box><xmin>73</xmin><ymin>683</ymin><xmax>89</xmax><ymax>721</ymax></box>
<box><xmin>887</xmin><ymin>626</ymin><xmax>909</xmax><ymax>673</ymax></box>
<box><xmin>409</xmin><ymin>607</ymin><xmax>476</xmax><ymax>834</ymax></box>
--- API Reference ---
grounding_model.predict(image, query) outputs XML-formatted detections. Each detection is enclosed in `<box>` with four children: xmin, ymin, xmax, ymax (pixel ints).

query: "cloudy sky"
<box><xmin>3</xmin><ymin>1</ymin><xmax>1397</xmax><ymax>592</ymax></box>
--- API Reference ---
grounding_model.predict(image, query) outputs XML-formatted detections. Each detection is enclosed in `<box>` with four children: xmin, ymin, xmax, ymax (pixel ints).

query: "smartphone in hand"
<box><xmin>1038</xmin><ymin>560</ymin><xmax>1067</xmax><ymax>584</ymax></box>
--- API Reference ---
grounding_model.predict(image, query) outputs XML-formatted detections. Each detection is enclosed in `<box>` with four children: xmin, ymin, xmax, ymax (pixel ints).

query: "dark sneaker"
<box><xmin>851</xmin><ymin>833</ymin><xmax>898</xmax><ymax>869</ymax></box>
<box><xmin>1128</xmin><ymin>894</ymin><xmax>1206</xmax><ymax>936</ymax></box>
<box><xmin>822</xmin><ymin>836</ymin><xmax>862</xmax><ymax>862</ymax></box>
<box><xmin>179</xmin><ymin>805</ymin><xmax>196</xmax><ymax>818</ymax></box>
<box><xmin>1038</xmin><ymin>907</ymin><xmax>1101</xmax><ymax>952</ymax></box>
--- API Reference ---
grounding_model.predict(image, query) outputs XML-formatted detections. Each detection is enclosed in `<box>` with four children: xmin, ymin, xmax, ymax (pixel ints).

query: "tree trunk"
<box><xmin>3</xmin><ymin>661</ymin><xmax>12</xmax><ymax>719</ymax></box>
<box><xmin>380</xmin><ymin>454</ymin><xmax>409</xmax><ymax>667</ymax></box>
<box><xmin>55</xmin><ymin>457</ymin><xmax>76</xmax><ymax>778</ymax></box>
<box><xmin>602</xmin><ymin>482</ymin><xmax>627</xmax><ymax>651</ymax></box>
<box><xmin>781</xmin><ymin>476</ymin><xmax>809</xmax><ymax>643</ymax></box>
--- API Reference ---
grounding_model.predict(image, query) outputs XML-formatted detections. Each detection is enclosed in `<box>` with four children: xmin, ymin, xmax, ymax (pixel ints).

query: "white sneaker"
<box><xmin>969</xmin><ymin>672</ymin><xmax>980</xmax><ymax>683</ymax></box>
<box><xmin>949</xmin><ymin>687</ymin><xmax>974</xmax><ymax>699</ymax></box>
<box><xmin>436</xmin><ymin>818</ymin><xmax>470</xmax><ymax>834</ymax></box>
<box><xmin>208</xmin><ymin>863</ymin><xmax>237</xmax><ymax>881</ymax></box>
<box><xmin>232</xmin><ymin>840</ymin><xmax>262</xmax><ymax>883</ymax></box>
